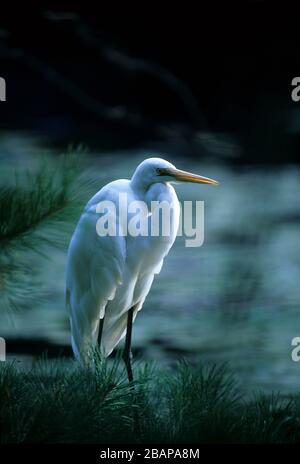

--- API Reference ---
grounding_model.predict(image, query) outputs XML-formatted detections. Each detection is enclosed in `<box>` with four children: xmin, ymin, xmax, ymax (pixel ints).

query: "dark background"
<box><xmin>0</xmin><ymin>2</ymin><xmax>299</xmax><ymax>164</ymax></box>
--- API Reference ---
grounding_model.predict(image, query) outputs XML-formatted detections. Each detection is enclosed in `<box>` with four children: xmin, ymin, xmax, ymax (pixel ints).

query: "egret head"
<box><xmin>131</xmin><ymin>157</ymin><xmax>219</xmax><ymax>190</ymax></box>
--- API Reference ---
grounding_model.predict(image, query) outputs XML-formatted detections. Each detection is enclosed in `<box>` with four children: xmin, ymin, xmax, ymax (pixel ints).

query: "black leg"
<box><xmin>97</xmin><ymin>316</ymin><xmax>105</xmax><ymax>347</ymax></box>
<box><xmin>123</xmin><ymin>306</ymin><xmax>141</xmax><ymax>435</ymax></box>
<box><xmin>123</xmin><ymin>306</ymin><xmax>134</xmax><ymax>384</ymax></box>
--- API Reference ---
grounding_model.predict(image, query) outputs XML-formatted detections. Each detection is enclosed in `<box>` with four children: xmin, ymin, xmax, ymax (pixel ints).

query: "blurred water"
<box><xmin>1</xmin><ymin>134</ymin><xmax>300</xmax><ymax>394</ymax></box>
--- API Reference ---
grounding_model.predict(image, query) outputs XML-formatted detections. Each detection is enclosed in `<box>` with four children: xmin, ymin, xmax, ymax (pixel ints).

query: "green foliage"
<box><xmin>0</xmin><ymin>359</ymin><xmax>300</xmax><ymax>444</ymax></box>
<box><xmin>0</xmin><ymin>149</ymin><xmax>88</xmax><ymax>250</ymax></box>
<box><xmin>0</xmin><ymin>148</ymin><xmax>97</xmax><ymax>312</ymax></box>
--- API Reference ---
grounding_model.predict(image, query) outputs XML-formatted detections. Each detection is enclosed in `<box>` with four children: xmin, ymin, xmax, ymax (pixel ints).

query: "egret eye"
<box><xmin>156</xmin><ymin>168</ymin><xmax>164</xmax><ymax>176</ymax></box>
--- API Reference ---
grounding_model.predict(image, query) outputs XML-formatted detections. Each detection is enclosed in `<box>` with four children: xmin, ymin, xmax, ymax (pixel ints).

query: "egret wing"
<box><xmin>66</xmin><ymin>185</ymin><xmax>126</xmax><ymax>360</ymax></box>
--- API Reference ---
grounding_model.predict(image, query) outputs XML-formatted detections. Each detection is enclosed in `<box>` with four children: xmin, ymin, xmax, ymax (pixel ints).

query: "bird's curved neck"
<box><xmin>130</xmin><ymin>176</ymin><xmax>152</xmax><ymax>196</ymax></box>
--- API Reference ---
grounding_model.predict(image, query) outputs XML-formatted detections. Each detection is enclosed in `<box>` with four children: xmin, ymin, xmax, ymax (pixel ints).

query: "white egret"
<box><xmin>66</xmin><ymin>157</ymin><xmax>218</xmax><ymax>381</ymax></box>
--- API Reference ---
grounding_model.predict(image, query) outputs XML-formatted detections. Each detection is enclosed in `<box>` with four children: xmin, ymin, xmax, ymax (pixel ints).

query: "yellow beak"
<box><xmin>165</xmin><ymin>168</ymin><xmax>219</xmax><ymax>186</ymax></box>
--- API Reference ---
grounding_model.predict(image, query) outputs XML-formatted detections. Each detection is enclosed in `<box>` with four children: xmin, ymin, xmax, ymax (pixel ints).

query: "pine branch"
<box><xmin>0</xmin><ymin>148</ymin><xmax>97</xmax><ymax>313</ymax></box>
<box><xmin>0</xmin><ymin>150</ymin><xmax>91</xmax><ymax>250</ymax></box>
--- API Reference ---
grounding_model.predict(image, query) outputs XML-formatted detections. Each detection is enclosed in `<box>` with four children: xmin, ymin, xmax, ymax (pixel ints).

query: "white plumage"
<box><xmin>66</xmin><ymin>157</ymin><xmax>218</xmax><ymax>362</ymax></box>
